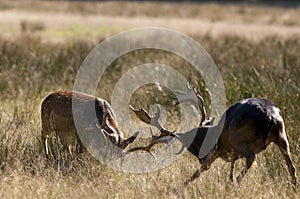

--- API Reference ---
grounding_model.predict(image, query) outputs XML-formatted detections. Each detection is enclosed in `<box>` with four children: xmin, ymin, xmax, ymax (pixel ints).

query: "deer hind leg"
<box><xmin>41</xmin><ymin>130</ymin><xmax>54</xmax><ymax>158</ymax></box>
<box><xmin>184</xmin><ymin>147</ymin><xmax>219</xmax><ymax>186</ymax></box>
<box><xmin>42</xmin><ymin>130</ymin><xmax>58</xmax><ymax>161</ymax></box>
<box><xmin>274</xmin><ymin>137</ymin><xmax>297</xmax><ymax>186</ymax></box>
<box><xmin>67</xmin><ymin>144</ymin><xmax>73</xmax><ymax>156</ymax></box>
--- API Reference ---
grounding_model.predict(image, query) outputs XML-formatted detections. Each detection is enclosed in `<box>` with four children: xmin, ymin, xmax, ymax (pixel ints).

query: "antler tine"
<box><xmin>128</xmin><ymin>105</ymin><xmax>186</xmax><ymax>157</ymax></box>
<box><xmin>174</xmin><ymin>84</ymin><xmax>197</xmax><ymax>107</ymax></box>
<box><xmin>174</xmin><ymin>83</ymin><xmax>207</xmax><ymax>126</ymax></box>
<box><xmin>127</xmin><ymin>130</ymin><xmax>184</xmax><ymax>159</ymax></box>
<box><xmin>126</xmin><ymin>127</ymin><xmax>169</xmax><ymax>159</ymax></box>
<box><xmin>149</xmin><ymin>127</ymin><xmax>155</xmax><ymax>137</ymax></box>
<box><xmin>191</xmin><ymin>86</ymin><xmax>207</xmax><ymax>126</ymax></box>
<box><xmin>152</xmin><ymin>105</ymin><xmax>163</xmax><ymax>131</ymax></box>
<box><xmin>149</xmin><ymin>127</ymin><xmax>161</xmax><ymax>140</ymax></box>
<box><xmin>127</xmin><ymin>143</ymin><xmax>157</xmax><ymax>159</ymax></box>
<box><xmin>129</xmin><ymin>104</ymin><xmax>170</xmax><ymax>136</ymax></box>
<box><xmin>174</xmin><ymin>144</ymin><xmax>185</xmax><ymax>155</ymax></box>
<box><xmin>194</xmin><ymin>89</ymin><xmax>207</xmax><ymax>126</ymax></box>
<box><xmin>148</xmin><ymin>127</ymin><xmax>163</xmax><ymax>140</ymax></box>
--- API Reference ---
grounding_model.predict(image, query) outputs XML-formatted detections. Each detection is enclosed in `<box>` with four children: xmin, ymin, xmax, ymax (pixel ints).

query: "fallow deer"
<box><xmin>41</xmin><ymin>90</ymin><xmax>139</xmax><ymax>157</ymax></box>
<box><xmin>128</xmin><ymin>85</ymin><xmax>297</xmax><ymax>187</ymax></box>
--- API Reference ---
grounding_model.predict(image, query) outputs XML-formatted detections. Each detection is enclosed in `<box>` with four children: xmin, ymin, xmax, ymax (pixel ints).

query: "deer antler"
<box><xmin>129</xmin><ymin>104</ymin><xmax>171</xmax><ymax>138</ymax></box>
<box><xmin>127</xmin><ymin>83</ymin><xmax>212</xmax><ymax>158</ymax></box>
<box><xmin>127</xmin><ymin>130</ymin><xmax>181</xmax><ymax>159</ymax></box>
<box><xmin>174</xmin><ymin>83</ymin><xmax>207</xmax><ymax>126</ymax></box>
<box><xmin>128</xmin><ymin>105</ymin><xmax>183</xmax><ymax>158</ymax></box>
<box><xmin>126</xmin><ymin>128</ymin><xmax>177</xmax><ymax>159</ymax></box>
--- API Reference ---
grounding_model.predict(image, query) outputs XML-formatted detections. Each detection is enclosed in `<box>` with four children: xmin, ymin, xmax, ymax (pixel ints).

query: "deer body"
<box><xmin>181</xmin><ymin>98</ymin><xmax>296</xmax><ymax>186</ymax></box>
<box><xmin>41</xmin><ymin>90</ymin><xmax>138</xmax><ymax>156</ymax></box>
<box><xmin>128</xmin><ymin>84</ymin><xmax>297</xmax><ymax>187</ymax></box>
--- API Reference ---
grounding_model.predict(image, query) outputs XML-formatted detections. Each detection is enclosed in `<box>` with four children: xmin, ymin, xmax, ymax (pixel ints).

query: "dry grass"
<box><xmin>0</xmin><ymin>33</ymin><xmax>299</xmax><ymax>198</ymax></box>
<box><xmin>0</xmin><ymin>1</ymin><xmax>299</xmax><ymax>198</ymax></box>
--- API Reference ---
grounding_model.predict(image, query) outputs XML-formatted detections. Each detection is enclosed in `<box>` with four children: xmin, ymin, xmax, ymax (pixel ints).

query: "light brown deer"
<box><xmin>41</xmin><ymin>90</ymin><xmax>139</xmax><ymax>157</ymax></box>
<box><xmin>128</xmin><ymin>85</ymin><xmax>297</xmax><ymax>187</ymax></box>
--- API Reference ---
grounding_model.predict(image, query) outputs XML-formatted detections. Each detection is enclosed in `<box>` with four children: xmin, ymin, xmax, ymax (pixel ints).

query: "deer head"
<box><xmin>100</xmin><ymin>113</ymin><xmax>139</xmax><ymax>149</ymax></box>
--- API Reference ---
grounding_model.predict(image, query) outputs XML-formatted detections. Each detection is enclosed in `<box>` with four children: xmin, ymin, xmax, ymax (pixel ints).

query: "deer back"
<box><xmin>217</xmin><ymin>98</ymin><xmax>283</xmax><ymax>154</ymax></box>
<box><xmin>41</xmin><ymin>90</ymin><xmax>137</xmax><ymax>151</ymax></box>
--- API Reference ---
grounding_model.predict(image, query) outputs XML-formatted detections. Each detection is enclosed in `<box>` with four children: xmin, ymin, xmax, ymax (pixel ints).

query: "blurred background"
<box><xmin>1</xmin><ymin>0</ymin><xmax>300</xmax><ymax>40</ymax></box>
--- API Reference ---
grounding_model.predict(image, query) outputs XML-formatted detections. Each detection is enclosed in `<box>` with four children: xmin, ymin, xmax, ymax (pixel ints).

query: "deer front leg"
<box><xmin>184</xmin><ymin>168</ymin><xmax>203</xmax><ymax>186</ymax></box>
<box><xmin>236</xmin><ymin>152</ymin><xmax>255</xmax><ymax>183</ymax></box>
<box><xmin>229</xmin><ymin>160</ymin><xmax>236</xmax><ymax>182</ymax></box>
<box><xmin>41</xmin><ymin>131</ymin><xmax>48</xmax><ymax>157</ymax></box>
<box><xmin>184</xmin><ymin>148</ymin><xmax>219</xmax><ymax>186</ymax></box>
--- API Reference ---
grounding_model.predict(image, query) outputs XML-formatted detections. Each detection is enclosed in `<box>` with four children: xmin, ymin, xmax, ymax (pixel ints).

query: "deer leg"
<box><xmin>76</xmin><ymin>142</ymin><xmax>84</xmax><ymax>154</ymax></box>
<box><xmin>53</xmin><ymin>130</ymin><xmax>62</xmax><ymax>161</ymax></box>
<box><xmin>184</xmin><ymin>148</ymin><xmax>219</xmax><ymax>186</ymax></box>
<box><xmin>184</xmin><ymin>168</ymin><xmax>203</xmax><ymax>186</ymax></box>
<box><xmin>237</xmin><ymin>152</ymin><xmax>255</xmax><ymax>183</ymax></box>
<box><xmin>274</xmin><ymin>138</ymin><xmax>297</xmax><ymax>186</ymax></box>
<box><xmin>41</xmin><ymin>130</ymin><xmax>49</xmax><ymax>157</ymax></box>
<box><xmin>68</xmin><ymin>145</ymin><xmax>73</xmax><ymax>156</ymax></box>
<box><xmin>229</xmin><ymin>160</ymin><xmax>236</xmax><ymax>182</ymax></box>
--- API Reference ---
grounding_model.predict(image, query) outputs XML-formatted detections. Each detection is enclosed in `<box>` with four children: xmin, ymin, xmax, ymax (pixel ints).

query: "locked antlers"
<box><xmin>127</xmin><ymin>105</ymin><xmax>180</xmax><ymax>158</ymax></box>
<box><xmin>129</xmin><ymin>105</ymin><xmax>172</xmax><ymax>138</ymax></box>
<box><xmin>127</xmin><ymin>84</ymin><xmax>207</xmax><ymax>157</ymax></box>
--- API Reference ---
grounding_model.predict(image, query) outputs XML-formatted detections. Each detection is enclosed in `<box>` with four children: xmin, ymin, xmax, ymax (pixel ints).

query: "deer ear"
<box><xmin>101</xmin><ymin>128</ymin><xmax>109</xmax><ymax>136</ymax></box>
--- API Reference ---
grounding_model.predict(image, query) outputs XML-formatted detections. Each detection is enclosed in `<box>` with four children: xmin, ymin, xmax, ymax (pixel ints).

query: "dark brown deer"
<box><xmin>41</xmin><ymin>90</ymin><xmax>139</xmax><ymax>157</ymax></box>
<box><xmin>128</xmin><ymin>86</ymin><xmax>297</xmax><ymax>187</ymax></box>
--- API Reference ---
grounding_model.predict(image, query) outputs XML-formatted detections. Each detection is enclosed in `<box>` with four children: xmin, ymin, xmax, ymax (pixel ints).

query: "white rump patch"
<box><xmin>273</xmin><ymin>106</ymin><xmax>283</xmax><ymax>122</ymax></box>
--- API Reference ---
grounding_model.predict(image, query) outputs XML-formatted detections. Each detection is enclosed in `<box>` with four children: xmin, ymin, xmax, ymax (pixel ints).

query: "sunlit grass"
<box><xmin>0</xmin><ymin>32</ymin><xmax>299</xmax><ymax>198</ymax></box>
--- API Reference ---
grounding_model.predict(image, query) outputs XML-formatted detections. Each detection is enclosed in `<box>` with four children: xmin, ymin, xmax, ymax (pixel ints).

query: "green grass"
<box><xmin>0</xmin><ymin>32</ymin><xmax>299</xmax><ymax>198</ymax></box>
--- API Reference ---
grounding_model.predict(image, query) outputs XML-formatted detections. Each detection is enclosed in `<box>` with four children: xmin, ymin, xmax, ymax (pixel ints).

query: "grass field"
<box><xmin>0</xmin><ymin>0</ymin><xmax>299</xmax><ymax>198</ymax></box>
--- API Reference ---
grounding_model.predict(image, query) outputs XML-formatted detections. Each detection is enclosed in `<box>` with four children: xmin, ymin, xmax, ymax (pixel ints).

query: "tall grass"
<box><xmin>0</xmin><ymin>34</ymin><xmax>299</xmax><ymax>198</ymax></box>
